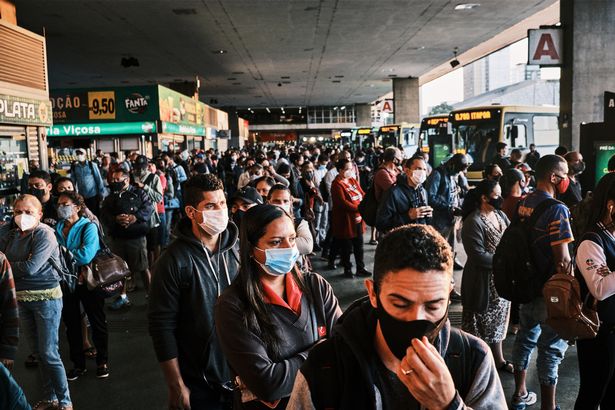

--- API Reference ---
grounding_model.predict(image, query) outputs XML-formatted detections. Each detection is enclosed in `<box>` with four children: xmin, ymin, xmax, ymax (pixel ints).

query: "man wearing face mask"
<box><xmin>511</xmin><ymin>155</ymin><xmax>573</xmax><ymax>410</ymax></box>
<box><xmin>70</xmin><ymin>149</ymin><xmax>105</xmax><ymax>216</ymax></box>
<box><xmin>230</xmin><ymin>186</ymin><xmax>264</xmax><ymax>233</ymax></box>
<box><xmin>375</xmin><ymin>156</ymin><xmax>432</xmax><ymax>233</ymax></box>
<box><xmin>149</xmin><ymin>174</ymin><xmax>240</xmax><ymax>410</ymax></box>
<box><xmin>560</xmin><ymin>151</ymin><xmax>585</xmax><ymax>209</ymax></box>
<box><xmin>288</xmin><ymin>224</ymin><xmax>506</xmax><ymax>409</ymax></box>
<box><xmin>101</xmin><ymin>169</ymin><xmax>153</xmax><ymax>310</ymax></box>
<box><xmin>27</xmin><ymin>170</ymin><xmax>58</xmax><ymax>227</ymax></box>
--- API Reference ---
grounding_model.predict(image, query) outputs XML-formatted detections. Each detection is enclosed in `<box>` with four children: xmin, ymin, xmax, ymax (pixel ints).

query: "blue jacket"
<box><xmin>71</xmin><ymin>160</ymin><xmax>105</xmax><ymax>199</ymax></box>
<box><xmin>424</xmin><ymin>166</ymin><xmax>456</xmax><ymax>230</ymax></box>
<box><xmin>0</xmin><ymin>362</ymin><xmax>30</xmax><ymax>410</ymax></box>
<box><xmin>55</xmin><ymin>217</ymin><xmax>100</xmax><ymax>267</ymax></box>
<box><xmin>375</xmin><ymin>173</ymin><xmax>429</xmax><ymax>232</ymax></box>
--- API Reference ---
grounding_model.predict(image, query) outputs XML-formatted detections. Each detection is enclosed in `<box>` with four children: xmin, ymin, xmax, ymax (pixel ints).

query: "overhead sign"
<box><xmin>425</xmin><ymin>117</ymin><xmax>448</xmax><ymax>126</ymax></box>
<box><xmin>47</xmin><ymin>121</ymin><xmax>156</xmax><ymax>137</ymax></box>
<box><xmin>604</xmin><ymin>91</ymin><xmax>615</xmax><ymax>124</ymax></box>
<box><xmin>453</xmin><ymin>110</ymin><xmax>495</xmax><ymax>121</ymax></box>
<box><xmin>380</xmin><ymin>125</ymin><xmax>400</xmax><ymax>133</ymax></box>
<box><xmin>528</xmin><ymin>28</ymin><xmax>563</xmax><ymax>66</ymax></box>
<box><xmin>161</xmin><ymin>121</ymin><xmax>206</xmax><ymax>136</ymax></box>
<box><xmin>0</xmin><ymin>93</ymin><xmax>52</xmax><ymax>126</ymax></box>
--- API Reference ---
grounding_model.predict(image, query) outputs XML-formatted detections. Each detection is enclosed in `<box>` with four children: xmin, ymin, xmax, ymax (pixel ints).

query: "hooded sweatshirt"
<box><xmin>287</xmin><ymin>298</ymin><xmax>506</xmax><ymax>410</ymax></box>
<box><xmin>148</xmin><ymin>217</ymin><xmax>239</xmax><ymax>386</ymax></box>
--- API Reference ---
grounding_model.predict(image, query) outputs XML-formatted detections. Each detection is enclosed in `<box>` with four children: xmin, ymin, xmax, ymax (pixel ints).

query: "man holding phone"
<box><xmin>375</xmin><ymin>156</ymin><xmax>432</xmax><ymax>233</ymax></box>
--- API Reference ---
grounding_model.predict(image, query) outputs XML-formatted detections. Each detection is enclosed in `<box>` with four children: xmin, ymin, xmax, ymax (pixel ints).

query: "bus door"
<box><xmin>400</xmin><ymin>126</ymin><xmax>418</xmax><ymax>157</ymax></box>
<box><xmin>503</xmin><ymin>112</ymin><xmax>531</xmax><ymax>153</ymax></box>
<box><xmin>530</xmin><ymin>114</ymin><xmax>559</xmax><ymax>156</ymax></box>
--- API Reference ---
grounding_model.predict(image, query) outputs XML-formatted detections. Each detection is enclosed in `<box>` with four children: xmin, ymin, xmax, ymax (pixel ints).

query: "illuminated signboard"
<box><xmin>426</xmin><ymin>117</ymin><xmax>448</xmax><ymax>126</ymax></box>
<box><xmin>595</xmin><ymin>143</ymin><xmax>615</xmax><ymax>185</ymax></box>
<box><xmin>47</xmin><ymin>121</ymin><xmax>156</xmax><ymax>137</ymax></box>
<box><xmin>357</xmin><ymin>128</ymin><xmax>372</xmax><ymax>135</ymax></box>
<box><xmin>453</xmin><ymin>110</ymin><xmax>495</xmax><ymax>121</ymax></box>
<box><xmin>340</xmin><ymin>131</ymin><xmax>352</xmax><ymax>138</ymax></box>
<box><xmin>380</xmin><ymin>126</ymin><xmax>400</xmax><ymax>133</ymax></box>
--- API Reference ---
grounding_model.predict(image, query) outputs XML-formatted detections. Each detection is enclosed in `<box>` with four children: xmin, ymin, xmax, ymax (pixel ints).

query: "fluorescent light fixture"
<box><xmin>266</xmin><ymin>107</ymin><xmax>271</xmax><ymax>113</ymax></box>
<box><xmin>454</xmin><ymin>3</ymin><xmax>480</xmax><ymax>10</ymax></box>
<box><xmin>340</xmin><ymin>106</ymin><xmax>346</xmax><ymax>110</ymax></box>
<box><xmin>333</xmin><ymin>107</ymin><xmax>338</xmax><ymax>110</ymax></box>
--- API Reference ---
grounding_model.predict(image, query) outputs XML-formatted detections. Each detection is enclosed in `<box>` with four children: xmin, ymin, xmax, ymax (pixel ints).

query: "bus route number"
<box><xmin>88</xmin><ymin>91</ymin><xmax>116</xmax><ymax>120</ymax></box>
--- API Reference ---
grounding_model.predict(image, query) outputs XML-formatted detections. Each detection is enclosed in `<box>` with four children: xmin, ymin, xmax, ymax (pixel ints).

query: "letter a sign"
<box><xmin>528</xmin><ymin>28</ymin><xmax>563</xmax><ymax>66</ymax></box>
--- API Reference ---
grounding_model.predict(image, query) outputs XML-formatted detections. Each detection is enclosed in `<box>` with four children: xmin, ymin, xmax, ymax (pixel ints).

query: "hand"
<box><xmin>168</xmin><ymin>382</ymin><xmax>191</xmax><ymax>410</ymax></box>
<box><xmin>409</xmin><ymin>207</ymin><xmax>432</xmax><ymax>220</ymax></box>
<box><xmin>124</xmin><ymin>214</ymin><xmax>137</xmax><ymax>226</ymax></box>
<box><xmin>0</xmin><ymin>358</ymin><xmax>14</xmax><ymax>370</ymax></box>
<box><xmin>134</xmin><ymin>181</ymin><xmax>144</xmax><ymax>188</ymax></box>
<box><xmin>396</xmin><ymin>337</ymin><xmax>456</xmax><ymax>410</ymax></box>
<box><xmin>597</xmin><ymin>265</ymin><xmax>611</xmax><ymax>277</ymax></box>
<box><xmin>115</xmin><ymin>214</ymin><xmax>128</xmax><ymax>224</ymax></box>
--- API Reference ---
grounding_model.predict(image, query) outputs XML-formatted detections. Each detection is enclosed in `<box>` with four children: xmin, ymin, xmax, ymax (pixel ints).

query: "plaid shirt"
<box><xmin>0</xmin><ymin>252</ymin><xmax>18</xmax><ymax>360</ymax></box>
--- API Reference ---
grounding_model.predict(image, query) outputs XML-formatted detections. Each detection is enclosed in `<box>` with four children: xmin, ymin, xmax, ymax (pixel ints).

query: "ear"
<box><xmin>365</xmin><ymin>279</ymin><xmax>378</xmax><ymax>309</ymax></box>
<box><xmin>184</xmin><ymin>205</ymin><xmax>195</xmax><ymax>220</ymax></box>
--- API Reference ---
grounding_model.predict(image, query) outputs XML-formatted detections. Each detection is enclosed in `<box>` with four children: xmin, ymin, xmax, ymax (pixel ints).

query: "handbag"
<box><xmin>82</xmin><ymin>224</ymin><xmax>130</xmax><ymax>295</ymax></box>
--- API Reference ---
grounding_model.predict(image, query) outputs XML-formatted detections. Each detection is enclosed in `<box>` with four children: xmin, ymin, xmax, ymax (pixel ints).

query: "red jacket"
<box><xmin>331</xmin><ymin>176</ymin><xmax>365</xmax><ymax>239</ymax></box>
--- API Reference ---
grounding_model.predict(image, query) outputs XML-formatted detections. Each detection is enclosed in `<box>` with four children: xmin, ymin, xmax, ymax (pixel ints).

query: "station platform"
<box><xmin>11</xmin><ymin>241</ymin><xmax>580</xmax><ymax>409</ymax></box>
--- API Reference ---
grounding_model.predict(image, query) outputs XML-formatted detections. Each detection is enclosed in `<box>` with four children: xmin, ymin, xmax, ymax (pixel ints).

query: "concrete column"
<box><xmin>393</xmin><ymin>77</ymin><xmax>420</xmax><ymax>124</ymax></box>
<box><xmin>355</xmin><ymin>103</ymin><xmax>371</xmax><ymax>127</ymax></box>
<box><xmin>223</xmin><ymin>107</ymin><xmax>242</xmax><ymax>148</ymax></box>
<box><xmin>560</xmin><ymin>0</ymin><xmax>615</xmax><ymax>150</ymax></box>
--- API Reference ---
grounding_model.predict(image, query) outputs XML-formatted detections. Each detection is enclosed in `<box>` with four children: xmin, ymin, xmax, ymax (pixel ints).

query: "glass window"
<box><xmin>455</xmin><ymin>122</ymin><xmax>499</xmax><ymax>171</ymax></box>
<box><xmin>533</xmin><ymin>115</ymin><xmax>559</xmax><ymax>146</ymax></box>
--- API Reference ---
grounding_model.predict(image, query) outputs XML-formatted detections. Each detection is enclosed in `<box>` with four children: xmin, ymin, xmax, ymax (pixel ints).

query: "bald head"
<box><xmin>14</xmin><ymin>194</ymin><xmax>42</xmax><ymax>212</ymax></box>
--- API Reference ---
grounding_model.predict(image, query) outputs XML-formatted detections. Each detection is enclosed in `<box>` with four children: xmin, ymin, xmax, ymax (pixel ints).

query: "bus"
<box><xmin>352</xmin><ymin>127</ymin><xmax>375</xmax><ymax>151</ymax></box>
<box><xmin>449</xmin><ymin>105</ymin><xmax>559</xmax><ymax>181</ymax></box>
<box><xmin>418</xmin><ymin>115</ymin><xmax>450</xmax><ymax>167</ymax></box>
<box><xmin>377</xmin><ymin>122</ymin><xmax>420</xmax><ymax>157</ymax></box>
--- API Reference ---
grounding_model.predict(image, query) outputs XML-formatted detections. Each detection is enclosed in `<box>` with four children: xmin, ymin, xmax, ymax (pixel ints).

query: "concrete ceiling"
<box><xmin>16</xmin><ymin>0</ymin><xmax>558</xmax><ymax>108</ymax></box>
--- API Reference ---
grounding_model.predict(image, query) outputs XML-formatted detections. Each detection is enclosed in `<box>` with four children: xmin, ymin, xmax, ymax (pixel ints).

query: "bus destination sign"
<box><xmin>453</xmin><ymin>110</ymin><xmax>494</xmax><ymax>121</ymax></box>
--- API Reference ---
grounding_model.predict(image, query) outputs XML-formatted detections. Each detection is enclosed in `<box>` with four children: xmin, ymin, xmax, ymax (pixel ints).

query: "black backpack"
<box><xmin>358</xmin><ymin>183</ymin><xmax>380</xmax><ymax>227</ymax></box>
<box><xmin>493</xmin><ymin>197</ymin><xmax>560</xmax><ymax>304</ymax></box>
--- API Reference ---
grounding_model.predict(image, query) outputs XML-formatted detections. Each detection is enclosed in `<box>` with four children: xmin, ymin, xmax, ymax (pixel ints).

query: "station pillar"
<box><xmin>355</xmin><ymin>103</ymin><xmax>371</xmax><ymax>127</ymax></box>
<box><xmin>223</xmin><ymin>107</ymin><xmax>242</xmax><ymax>149</ymax></box>
<box><xmin>560</xmin><ymin>0</ymin><xmax>615</xmax><ymax>151</ymax></box>
<box><xmin>393</xmin><ymin>77</ymin><xmax>420</xmax><ymax>124</ymax></box>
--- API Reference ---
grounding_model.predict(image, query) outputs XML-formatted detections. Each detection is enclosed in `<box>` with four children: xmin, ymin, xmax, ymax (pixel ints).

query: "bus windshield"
<box><xmin>455</xmin><ymin>121</ymin><xmax>500</xmax><ymax>171</ymax></box>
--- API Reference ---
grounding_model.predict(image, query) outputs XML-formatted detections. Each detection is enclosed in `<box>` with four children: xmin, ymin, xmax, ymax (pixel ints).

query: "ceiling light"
<box><xmin>340</xmin><ymin>106</ymin><xmax>346</xmax><ymax>110</ymax></box>
<box><xmin>454</xmin><ymin>3</ymin><xmax>480</xmax><ymax>10</ymax></box>
<box><xmin>266</xmin><ymin>107</ymin><xmax>271</xmax><ymax>113</ymax></box>
<box><xmin>450</xmin><ymin>48</ymin><xmax>460</xmax><ymax>68</ymax></box>
<box><xmin>212</xmin><ymin>49</ymin><xmax>227</xmax><ymax>54</ymax></box>
<box><xmin>333</xmin><ymin>107</ymin><xmax>338</xmax><ymax>110</ymax></box>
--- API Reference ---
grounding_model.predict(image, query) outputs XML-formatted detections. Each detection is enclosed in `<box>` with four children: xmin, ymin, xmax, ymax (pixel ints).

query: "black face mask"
<box><xmin>28</xmin><ymin>187</ymin><xmax>47</xmax><ymax>203</ymax></box>
<box><xmin>488</xmin><ymin>196</ymin><xmax>504</xmax><ymax>210</ymax></box>
<box><xmin>110</xmin><ymin>181</ymin><xmax>126</xmax><ymax>193</ymax></box>
<box><xmin>570</xmin><ymin>161</ymin><xmax>586</xmax><ymax>175</ymax></box>
<box><xmin>302</xmin><ymin>171</ymin><xmax>314</xmax><ymax>180</ymax></box>
<box><xmin>233</xmin><ymin>209</ymin><xmax>245</xmax><ymax>230</ymax></box>
<box><xmin>376</xmin><ymin>296</ymin><xmax>448</xmax><ymax>360</ymax></box>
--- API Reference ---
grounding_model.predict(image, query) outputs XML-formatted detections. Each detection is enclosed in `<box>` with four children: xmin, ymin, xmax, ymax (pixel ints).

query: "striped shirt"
<box><xmin>0</xmin><ymin>253</ymin><xmax>18</xmax><ymax>360</ymax></box>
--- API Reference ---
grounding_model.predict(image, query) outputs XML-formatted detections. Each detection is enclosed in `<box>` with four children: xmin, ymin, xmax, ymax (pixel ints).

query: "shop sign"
<box><xmin>51</xmin><ymin>86</ymin><xmax>158</xmax><ymax>123</ymax></box>
<box><xmin>158</xmin><ymin>86</ymin><xmax>203</xmax><ymax>126</ymax></box>
<box><xmin>46</xmin><ymin>121</ymin><xmax>156</xmax><ymax>137</ymax></box>
<box><xmin>528</xmin><ymin>28</ymin><xmax>563</xmax><ymax>66</ymax></box>
<box><xmin>0</xmin><ymin>93</ymin><xmax>52</xmax><ymax>126</ymax></box>
<box><xmin>161</xmin><ymin>121</ymin><xmax>206</xmax><ymax>136</ymax></box>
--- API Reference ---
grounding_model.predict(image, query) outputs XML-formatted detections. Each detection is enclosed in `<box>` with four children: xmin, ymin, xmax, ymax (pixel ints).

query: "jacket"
<box><xmin>148</xmin><ymin>218</ymin><xmax>240</xmax><ymax>386</ymax></box>
<box><xmin>141</xmin><ymin>171</ymin><xmax>163</xmax><ymax>227</ymax></box>
<box><xmin>375</xmin><ymin>173</ymin><xmax>428</xmax><ymax>233</ymax></box>
<box><xmin>331</xmin><ymin>177</ymin><xmax>365</xmax><ymax>239</ymax></box>
<box><xmin>55</xmin><ymin>217</ymin><xmax>100</xmax><ymax>267</ymax></box>
<box><xmin>0</xmin><ymin>254</ymin><xmax>18</xmax><ymax>361</ymax></box>
<box><xmin>287</xmin><ymin>298</ymin><xmax>506</xmax><ymax>410</ymax></box>
<box><xmin>424</xmin><ymin>166</ymin><xmax>455</xmax><ymax>231</ymax></box>
<box><xmin>215</xmin><ymin>272</ymin><xmax>341</xmax><ymax>408</ymax></box>
<box><xmin>460</xmin><ymin>210</ymin><xmax>510</xmax><ymax>313</ymax></box>
<box><xmin>373</xmin><ymin>166</ymin><xmax>398</xmax><ymax>202</ymax></box>
<box><xmin>0</xmin><ymin>222</ymin><xmax>60</xmax><ymax>292</ymax></box>
<box><xmin>0</xmin><ymin>363</ymin><xmax>30</xmax><ymax>410</ymax></box>
<box><xmin>101</xmin><ymin>186</ymin><xmax>153</xmax><ymax>239</ymax></box>
<box><xmin>71</xmin><ymin>160</ymin><xmax>105</xmax><ymax>199</ymax></box>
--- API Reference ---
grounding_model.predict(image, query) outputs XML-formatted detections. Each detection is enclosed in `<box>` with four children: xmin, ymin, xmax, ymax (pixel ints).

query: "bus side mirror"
<box><xmin>511</xmin><ymin>125</ymin><xmax>519</xmax><ymax>145</ymax></box>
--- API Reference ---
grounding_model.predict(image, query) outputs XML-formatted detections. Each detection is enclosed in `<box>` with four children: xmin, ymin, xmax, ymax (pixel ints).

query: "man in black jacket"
<box><xmin>101</xmin><ymin>168</ymin><xmax>153</xmax><ymax>310</ymax></box>
<box><xmin>288</xmin><ymin>225</ymin><xmax>506</xmax><ymax>409</ymax></box>
<box><xmin>375</xmin><ymin>157</ymin><xmax>432</xmax><ymax>233</ymax></box>
<box><xmin>148</xmin><ymin>174</ymin><xmax>239</xmax><ymax>410</ymax></box>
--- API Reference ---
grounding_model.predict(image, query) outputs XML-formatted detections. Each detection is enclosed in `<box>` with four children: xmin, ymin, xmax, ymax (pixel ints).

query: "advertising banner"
<box><xmin>47</xmin><ymin>121</ymin><xmax>156</xmax><ymax>137</ymax></box>
<box><xmin>595</xmin><ymin>142</ymin><xmax>615</xmax><ymax>185</ymax></box>
<box><xmin>161</xmin><ymin>121</ymin><xmax>205</xmax><ymax>136</ymax></box>
<box><xmin>0</xmin><ymin>93</ymin><xmax>52</xmax><ymax>126</ymax></box>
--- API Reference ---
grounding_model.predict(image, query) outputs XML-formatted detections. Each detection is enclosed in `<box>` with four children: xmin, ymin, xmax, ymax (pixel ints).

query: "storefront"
<box><xmin>49</xmin><ymin>84</ymin><xmax>229</xmax><ymax>160</ymax></box>
<box><xmin>0</xmin><ymin>18</ymin><xmax>52</xmax><ymax>196</ymax></box>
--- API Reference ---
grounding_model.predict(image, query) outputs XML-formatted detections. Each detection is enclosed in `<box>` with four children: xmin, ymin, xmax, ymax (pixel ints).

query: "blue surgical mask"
<box><xmin>255</xmin><ymin>245</ymin><xmax>300</xmax><ymax>276</ymax></box>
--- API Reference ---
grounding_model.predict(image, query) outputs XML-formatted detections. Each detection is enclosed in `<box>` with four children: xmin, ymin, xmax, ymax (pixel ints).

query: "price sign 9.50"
<box><xmin>88</xmin><ymin>91</ymin><xmax>116</xmax><ymax>120</ymax></box>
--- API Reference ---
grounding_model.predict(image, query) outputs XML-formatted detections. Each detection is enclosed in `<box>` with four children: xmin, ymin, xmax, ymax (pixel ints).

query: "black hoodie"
<box><xmin>148</xmin><ymin>217</ymin><xmax>240</xmax><ymax>386</ymax></box>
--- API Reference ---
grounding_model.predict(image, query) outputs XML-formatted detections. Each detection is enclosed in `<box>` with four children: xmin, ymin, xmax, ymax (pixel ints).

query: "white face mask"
<box><xmin>76</xmin><ymin>154</ymin><xmax>86</xmax><ymax>162</ymax></box>
<box><xmin>15</xmin><ymin>213</ymin><xmax>38</xmax><ymax>231</ymax></box>
<box><xmin>197</xmin><ymin>208</ymin><xmax>228</xmax><ymax>236</ymax></box>
<box><xmin>276</xmin><ymin>203</ymin><xmax>292</xmax><ymax>214</ymax></box>
<box><xmin>344</xmin><ymin>170</ymin><xmax>355</xmax><ymax>179</ymax></box>
<box><xmin>410</xmin><ymin>169</ymin><xmax>427</xmax><ymax>186</ymax></box>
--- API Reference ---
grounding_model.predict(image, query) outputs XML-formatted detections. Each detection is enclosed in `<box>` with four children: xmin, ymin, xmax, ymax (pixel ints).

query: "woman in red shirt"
<box><xmin>331</xmin><ymin>158</ymin><xmax>371</xmax><ymax>278</ymax></box>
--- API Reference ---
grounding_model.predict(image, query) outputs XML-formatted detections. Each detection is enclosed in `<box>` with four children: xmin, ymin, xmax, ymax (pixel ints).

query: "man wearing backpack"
<box><xmin>287</xmin><ymin>225</ymin><xmax>506</xmax><ymax>409</ymax></box>
<box><xmin>510</xmin><ymin>155</ymin><xmax>574</xmax><ymax>410</ymax></box>
<box><xmin>71</xmin><ymin>149</ymin><xmax>105</xmax><ymax>216</ymax></box>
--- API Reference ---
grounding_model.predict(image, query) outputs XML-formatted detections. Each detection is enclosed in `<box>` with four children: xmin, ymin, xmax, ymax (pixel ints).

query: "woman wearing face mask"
<box><xmin>0</xmin><ymin>195</ymin><xmax>73</xmax><ymax>410</ymax></box>
<box><xmin>215</xmin><ymin>204</ymin><xmax>341</xmax><ymax>410</ymax></box>
<box><xmin>460</xmin><ymin>179</ymin><xmax>513</xmax><ymax>373</ymax></box>
<box><xmin>574</xmin><ymin>172</ymin><xmax>615</xmax><ymax>409</ymax></box>
<box><xmin>54</xmin><ymin>192</ymin><xmax>109</xmax><ymax>381</ymax></box>
<box><xmin>53</xmin><ymin>177</ymin><xmax>101</xmax><ymax>228</ymax></box>
<box><xmin>267</xmin><ymin>185</ymin><xmax>313</xmax><ymax>257</ymax></box>
<box><xmin>330</xmin><ymin>158</ymin><xmax>370</xmax><ymax>278</ymax></box>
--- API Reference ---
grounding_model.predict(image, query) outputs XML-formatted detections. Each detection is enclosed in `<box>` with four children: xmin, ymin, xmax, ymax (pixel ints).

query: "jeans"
<box><xmin>512</xmin><ymin>297</ymin><xmax>568</xmax><ymax>386</ymax></box>
<box><xmin>163</xmin><ymin>209</ymin><xmax>175</xmax><ymax>247</ymax></box>
<box><xmin>313</xmin><ymin>203</ymin><xmax>328</xmax><ymax>246</ymax></box>
<box><xmin>63</xmin><ymin>285</ymin><xmax>108</xmax><ymax>369</ymax></box>
<box><xmin>337</xmin><ymin>223</ymin><xmax>365</xmax><ymax>271</ymax></box>
<box><xmin>157</xmin><ymin>211</ymin><xmax>167</xmax><ymax>248</ymax></box>
<box><xmin>20</xmin><ymin>298</ymin><xmax>72</xmax><ymax>406</ymax></box>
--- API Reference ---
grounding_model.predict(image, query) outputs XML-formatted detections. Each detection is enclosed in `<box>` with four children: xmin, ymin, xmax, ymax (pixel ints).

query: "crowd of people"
<box><xmin>0</xmin><ymin>140</ymin><xmax>614</xmax><ymax>410</ymax></box>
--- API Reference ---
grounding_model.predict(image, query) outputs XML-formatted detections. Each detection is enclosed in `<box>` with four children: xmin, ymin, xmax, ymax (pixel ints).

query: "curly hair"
<box><xmin>373</xmin><ymin>224</ymin><xmax>453</xmax><ymax>292</ymax></box>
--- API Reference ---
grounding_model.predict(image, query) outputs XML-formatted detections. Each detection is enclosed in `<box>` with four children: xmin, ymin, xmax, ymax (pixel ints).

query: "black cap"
<box><xmin>232</xmin><ymin>186</ymin><xmax>263</xmax><ymax>205</ymax></box>
<box><xmin>134</xmin><ymin>155</ymin><xmax>148</xmax><ymax>169</ymax></box>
